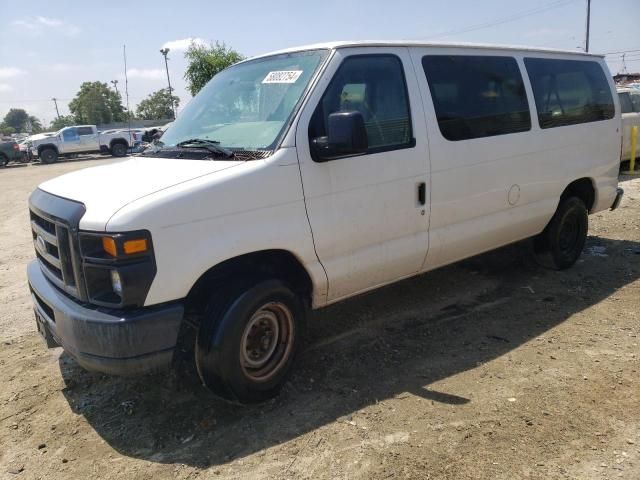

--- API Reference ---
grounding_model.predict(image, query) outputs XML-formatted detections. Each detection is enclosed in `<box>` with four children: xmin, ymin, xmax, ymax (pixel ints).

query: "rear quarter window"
<box><xmin>524</xmin><ymin>58</ymin><xmax>614</xmax><ymax>128</ymax></box>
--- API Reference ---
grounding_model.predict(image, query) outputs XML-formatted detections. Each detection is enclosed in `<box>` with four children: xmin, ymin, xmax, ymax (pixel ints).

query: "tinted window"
<box><xmin>619</xmin><ymin>92</ymin><xmax>633</xmax><ymax>114</ymax></box>
<box><xmin>309</xmin><ymin>55</ymin><xmax>413</xmax><ymax>153</ymax></box>
<box><xmin>62</xmin><ymin>128</ymin><xmax>78</xmax><ymax>141</ymax></box>
<box><xmin>524</xmin><ymin>58</ymin><xmax>614</xmax><ymax>128</ymax></box>
<box><xmin>422</xmin><ymin>55</ymin><xmax>530</xmax><ymax>141</ymax></box>
<box><xmin>631</xmin><ymin>92</ymin><xmax>640</xmax><ymax>112</ymax></box>
<box><xmin>76</xmin><ymin>127</ymin><xmax>94</xmax><ymax>136</ymax></box>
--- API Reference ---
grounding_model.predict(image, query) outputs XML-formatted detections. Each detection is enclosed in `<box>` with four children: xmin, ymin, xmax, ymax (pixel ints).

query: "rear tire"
<box><xmin>534</xmin><ymin>196</ymin><xmax>588</xmax><ymax>270</ymax></box>
<box><xmin>39</xmin><ymin>148</ymin><xmax>58</xmax><ymax>164</ymax></box>
<box><xmin>195</xmin><ymin>279</ymin><xmax>304</xmax><ymax>404</ymax></box>
<box><xmin>0</xmin><ymin>154</ymin><xmax>8</xmax><ymax>167</ymax></box>
<box><xmin>110</xmin><ymin>142</ymin><xmax>127</xmax><ymax>157</ymax></box>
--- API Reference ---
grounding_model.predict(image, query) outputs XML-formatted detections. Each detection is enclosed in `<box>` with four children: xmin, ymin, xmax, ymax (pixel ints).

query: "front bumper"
<box><xmin>27</xmin><ymin>260</ymin><xmax>184</xmax><ymax>376</ymax></box>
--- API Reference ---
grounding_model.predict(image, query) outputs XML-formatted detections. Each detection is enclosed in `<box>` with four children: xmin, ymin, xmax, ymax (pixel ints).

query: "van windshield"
<box><xmin>160</xmin><ymin>49</ymin><xmax>329</xmax><ymax>154</ymax></box>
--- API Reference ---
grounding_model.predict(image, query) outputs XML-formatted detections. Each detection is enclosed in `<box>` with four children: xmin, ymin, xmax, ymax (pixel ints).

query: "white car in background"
<box><xmin>617</xmin><ymin>87</ymin><xmax>640</xmax><ymax>161</ymax></box>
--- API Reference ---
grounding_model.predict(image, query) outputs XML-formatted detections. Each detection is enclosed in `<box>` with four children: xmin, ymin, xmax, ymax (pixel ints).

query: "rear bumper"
<box><xmin>610</xmin><ymin>187</ymin><xmax>624</xmax><ymax>211</ymax></box>
<box><xmin>27</xmin><ymin>260</ymin><xmax>184</xmax><ymax>376</ymax></box>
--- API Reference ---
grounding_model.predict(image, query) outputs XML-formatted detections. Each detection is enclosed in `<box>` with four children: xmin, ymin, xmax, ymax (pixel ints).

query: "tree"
<box><xmin>27</xmin><ymin>115</ymin><xmax>43</xmax><ymax>134</ymax></box>
<box><xmin>49</xmin><ymin>115</ymin><xmax>77</xmax><ymax>131</ymax></box>
<box><xmin>184</xmin><ymin>41</ymin><xmax>244</xmax><ymax>96</ymax></box>
<box><xmin>136</xmin><ymin>88</ymin><xmax>180</xmax><ymax>120</ymax></box>
<box><xmin>2</xmin><ymin>108</ymin><xmax>29</xmax><ymax>132</ymax></box>
<box><xmin>0</xmin><ymin>125</ymin><xmax>16</xmax><ymax>136</ymax></box>
<box><xmin>1</xmin><ymin>109</ymin><xmax>44</xmax><ymax>134</ymax></box>
<box><xmin>68</xmin><ymin>82</ymin><xmax>126</xmax><ymax>125</ymax></box>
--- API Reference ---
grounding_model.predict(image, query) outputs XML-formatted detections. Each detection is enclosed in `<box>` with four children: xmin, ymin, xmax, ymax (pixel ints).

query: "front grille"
<box><xmin>30</xmin><ymin>209</ymin><xmax>80</xmax><ymax>297</ymax></box>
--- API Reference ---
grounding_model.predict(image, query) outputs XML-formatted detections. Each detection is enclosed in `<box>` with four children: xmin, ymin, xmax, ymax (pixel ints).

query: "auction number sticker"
<box><xmin>262</xmin><ymin>70</ymin><xmax>303</xmax><ymax>84</ymax></box>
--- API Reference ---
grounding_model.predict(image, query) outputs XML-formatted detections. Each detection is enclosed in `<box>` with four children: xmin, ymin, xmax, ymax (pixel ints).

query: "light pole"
<box><xmin>585</xmin><ymin>0</ymin><xmax>591</xmax><ymax>52</ymax></box>
<box><xmin>51</xmin><ymin>98</ymin><xmax>60</xmax><ymax>120</ymax></box>
<box><xmin>159</xmin><ymin>47</ymin><xmax>176</xmax><ymax>119</ymax></box>
<box><xmin>111</xmin><ymin>79</ymin><xmax>119</xmax><ymax>95</ymax></box>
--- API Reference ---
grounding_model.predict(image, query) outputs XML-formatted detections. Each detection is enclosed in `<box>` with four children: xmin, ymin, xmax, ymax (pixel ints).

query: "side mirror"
<box><xmin>312</xmin><ymin>111</ymin><xmax>368</xmax><ymax>161</ymax></box>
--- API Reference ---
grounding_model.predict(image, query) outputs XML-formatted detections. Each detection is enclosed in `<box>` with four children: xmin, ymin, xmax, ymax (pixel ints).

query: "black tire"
<box><xmin>534</xmin><ymin>196</ymin><xmax>588</xmax><ymax>270</ymax></box>
<box><xmin>110</xmin><ymin>142</ymin><xmax>128</xmax><ymax>157</ymax></box>
<box><xmin>40</xmin><ymin>148</ymin><xmax>58</xmax><ymax>164</ymax></box>
<box><xmin>195</xmin><ymin>279</ymin><xmax>304</xmax><ymax>404</ymax></box>
<box><xmin>0</xmin><ymin>154</ymin><xmax>8</xmax><ymax>167</ymax></box>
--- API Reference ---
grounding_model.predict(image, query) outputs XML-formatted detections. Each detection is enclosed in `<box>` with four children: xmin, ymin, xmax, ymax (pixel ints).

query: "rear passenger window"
<box><xmin>76</xmin><ymin>127</ymin><xmax>93</xmax><ymax>136</ymax></box>
<box><xmin>421</xmin><ymin>55</ymin><xmax>530</xmax><ymax>141</ymax></box>
<box><xmin>524</xmin><ymin>58</ymin><xmax>614</xmax><ymax>128</ymax></box>
<box><xmin>309</xmin><ymin>54</ymin><xmax>413</xmax><ymax>154</ymax></box>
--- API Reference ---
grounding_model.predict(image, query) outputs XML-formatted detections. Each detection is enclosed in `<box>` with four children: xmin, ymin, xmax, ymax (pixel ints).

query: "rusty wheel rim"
<box><xmin>240</xmin><ymin>302</ymin><xmax>294</xmax><ymax>382</ymax></box>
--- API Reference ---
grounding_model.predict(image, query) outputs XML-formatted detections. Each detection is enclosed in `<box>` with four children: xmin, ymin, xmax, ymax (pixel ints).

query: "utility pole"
<box><xmin>585</xmin><ymin>0</ymin><xmax>591</xmax><ymax>52</ymax></box>
<box><xmin>51</xmin><ymin>98</ymin><xmax>60</xmax><ymax>120</ymax></box>
<box><xmin>159</xmin><ymin>47</ymin><xmax>176</xmax><ymax>119</ymax></box>
<box><xmin>111</xmin><ymin>79</ymin><xmax>119</xmax><ymax>95</ymax></box>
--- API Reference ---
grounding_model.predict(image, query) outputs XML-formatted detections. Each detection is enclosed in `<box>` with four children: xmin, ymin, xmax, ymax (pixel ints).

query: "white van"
<box><xmin>28</xmin><ymin>41</ymin><xmax>623</xmax><ymax>403</ymax></box>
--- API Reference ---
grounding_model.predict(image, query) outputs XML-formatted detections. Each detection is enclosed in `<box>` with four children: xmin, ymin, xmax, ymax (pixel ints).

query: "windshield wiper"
<box><xmin>175</xmin><ymin>138</ymin><xmax>234</xmax><ymax>159</ymax></box>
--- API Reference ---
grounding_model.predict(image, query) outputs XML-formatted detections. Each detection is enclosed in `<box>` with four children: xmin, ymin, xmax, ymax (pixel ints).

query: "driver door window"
<box><xmin>308</xmin><ymin>54</ymin><xmax>414</xmax><ymax>157</ymax></box>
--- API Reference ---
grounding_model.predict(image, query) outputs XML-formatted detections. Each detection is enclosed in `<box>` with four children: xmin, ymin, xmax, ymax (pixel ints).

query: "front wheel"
<box><xmin>534</xmin><ymin>196</ymin><xmax>588</xmax><ymax>270</ymax></box>
<box><xmin>195</xmin><ymin>279</ymin><xmax>304</xmax><ymax>404</ymax></box>
<box><xmin>39</xmin><ymin>148</ymin><xmax>58</xmax><ymax>164</ymax></box>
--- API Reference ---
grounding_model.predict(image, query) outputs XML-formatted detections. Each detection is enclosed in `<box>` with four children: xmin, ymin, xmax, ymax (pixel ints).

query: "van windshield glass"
<box><xmin>160</xmin><ymin>50</ymin><xmax>328</xmax><ymax>153</ymax></box>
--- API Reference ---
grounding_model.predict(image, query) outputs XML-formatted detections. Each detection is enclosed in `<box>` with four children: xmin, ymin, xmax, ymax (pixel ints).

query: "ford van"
<box><xmin>28</xmin><ymin>41</ymin><xmax>624</xmax><ymax>403</ymax></box>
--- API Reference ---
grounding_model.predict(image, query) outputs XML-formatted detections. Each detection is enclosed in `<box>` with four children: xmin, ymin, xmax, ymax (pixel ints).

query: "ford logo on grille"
<box><xmin>36</xmin><ymin>235</ymin><xmax>47</xmax><ymax>252</ymax></box>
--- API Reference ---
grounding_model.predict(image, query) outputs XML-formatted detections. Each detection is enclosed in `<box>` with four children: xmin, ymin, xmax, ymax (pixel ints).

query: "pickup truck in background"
<box><xmin>30</xmin><ymin>125</ymin><xmax>138</xmax><ymax>163</ymax></box>
<box><xmin>0</xmin><ymin>139</ymin><xmax>22</xmax><ymax>166</ymax></box>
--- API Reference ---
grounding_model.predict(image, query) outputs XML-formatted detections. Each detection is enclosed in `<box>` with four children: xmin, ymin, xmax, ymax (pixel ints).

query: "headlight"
<box><xmin>79</xmin><ymin>230</ymin><xmax>156</xmax><ymax>308</ymax></box>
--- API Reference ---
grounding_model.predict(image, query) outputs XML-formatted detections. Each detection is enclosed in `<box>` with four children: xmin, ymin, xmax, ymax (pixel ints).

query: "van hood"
<box><xmin>38</xmin><ymin>157</ymin><xmax>243</xmax><ymax>231</ymax></box>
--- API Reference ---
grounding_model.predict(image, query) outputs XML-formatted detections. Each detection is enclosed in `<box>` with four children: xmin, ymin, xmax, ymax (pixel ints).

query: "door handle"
<box><xmin>418</xmin><ymin>182</ymin><xmax>426</xmax><ymax>206</ymax></box>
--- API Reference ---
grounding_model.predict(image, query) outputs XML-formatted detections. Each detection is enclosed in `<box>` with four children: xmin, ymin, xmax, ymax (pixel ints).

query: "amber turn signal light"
<box><xmin>123</xmin><ymin>238</ymin><xmax>148</xmax><ymax>255</ymax></box>
<box><xmin>102</xmin><ymin>237</ymin><xmax>117</xmax><ymax>256</ymax></box>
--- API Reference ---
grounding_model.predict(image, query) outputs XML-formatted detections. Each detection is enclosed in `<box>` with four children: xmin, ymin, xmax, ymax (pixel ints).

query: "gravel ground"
<box><xmin>0</xmin><ymin>158</ymin><xmax>638</xmax><ymax>479</ymax></box>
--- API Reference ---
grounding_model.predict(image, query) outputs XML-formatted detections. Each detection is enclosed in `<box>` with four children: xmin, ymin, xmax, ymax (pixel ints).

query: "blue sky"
<box><xmin>1</xmin><ymin>0</ymin><xmax>639</xmax><ymax>125</ymax></box>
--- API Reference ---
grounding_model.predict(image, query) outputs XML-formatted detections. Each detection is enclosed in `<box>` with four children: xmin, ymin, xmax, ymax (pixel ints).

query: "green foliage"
<box><xmin>1</xmin><ymin>109</ymin><xmax>44</xmax><ymax>134</ymax></box>
<box><xmin>184</xmin><ymin>41</ymin><xmax>244</xmax><ymax>96</ymax></box>
<box><xmin>136</xmin><ymin>88</ymin><xmax>180</xmax><ymax>120</ymax></box>
<box><xmin>2</xmin><ymin>108</ymin><xmax>29</xmax><ymax>132</ymax></box>
<box><xmin>68</xmin><ymin>82</ymin><xmax>126</xmax><ymax>125</ymax></box>
<box><xmin>28</xmin><ymin>115</ymin><xmax>43</xmax><ymax>134</ymax></box>
<box><xmin>49</xmin><ymin>115</ymin><xmax>77</xmax><ymax>131</ymax></box>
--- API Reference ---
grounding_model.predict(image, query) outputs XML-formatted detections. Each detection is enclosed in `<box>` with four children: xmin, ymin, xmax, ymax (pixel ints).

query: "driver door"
<box><xmin>61</xmin><ymin>127</ymin><xmax>82</xmax><ymax>152</ymax></box>
<box><xmin>296</xmin><ymin>47</ymin><xmax>430</xmax><ymax>302</ymax></box>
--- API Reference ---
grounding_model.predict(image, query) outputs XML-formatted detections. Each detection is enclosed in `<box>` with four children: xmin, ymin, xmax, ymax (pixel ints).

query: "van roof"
<box><xmin>245</xmin><ymin>40</ymin><xmax>604</xmax><ymax>62</ymax></box>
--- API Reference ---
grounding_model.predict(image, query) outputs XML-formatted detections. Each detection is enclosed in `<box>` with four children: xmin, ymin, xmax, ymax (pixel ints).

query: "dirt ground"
<box><xmin>0</xmin><ymin>158</ymin><xmax>638</xmax><ymax>480</ymax></box>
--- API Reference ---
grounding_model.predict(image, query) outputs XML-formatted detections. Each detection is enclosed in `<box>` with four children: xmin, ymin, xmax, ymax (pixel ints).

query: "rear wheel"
<box><xmin>39</xmin><ymin>148</ymin><xmax>58</xmax><ymax>164</ymax></box>
<box><xmin>195</xmin><ymin>279</ymin><xmax>304</xmax><ymax>404</ymax></box>
<box><xmin>534</xmin><ymin>196</ymin><xmax>588</xmax><ymax>270</ymax></box>
<box><xmin>0</xmin><ymin>154</ymin><xmax>8</xmax><ymax>167</ymax></box>
<box><xmin>110</xmin><ymin>142</ymin><xmax>127</xmax><ymax>157</ymax></box>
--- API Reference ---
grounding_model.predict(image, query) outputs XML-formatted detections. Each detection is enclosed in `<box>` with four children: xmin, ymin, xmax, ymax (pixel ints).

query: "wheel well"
<box><xmin>184</xmin><ymin>250</ymin><xmax>313</xmax><ymax>318</ymax></box>
<box><xmin>110</xmin><ymin>138</ymin><xmax>128</xmax><ymax>148</ymax></box>
<box><xmin>560</xmin><ymin>178</ymin><xmax>595</xmax><ymax>212</ymax></box>
<box><xmin>37</xmin><ymin>144</ymin><xmax>58</xmax><ymax>154</ymax></box>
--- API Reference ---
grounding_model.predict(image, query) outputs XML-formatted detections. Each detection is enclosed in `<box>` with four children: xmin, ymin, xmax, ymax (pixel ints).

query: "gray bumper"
<box><xmin>28</xmin><ymin>260</ymin><xmax>184</xmax><ymax>376</ymax></box>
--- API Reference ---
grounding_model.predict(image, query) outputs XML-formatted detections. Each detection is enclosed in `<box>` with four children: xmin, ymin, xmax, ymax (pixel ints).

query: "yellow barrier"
<box><xmin>623</xmin><ymin>125</ymin><xmax>639</xmax><ymax>175</ymax></box>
